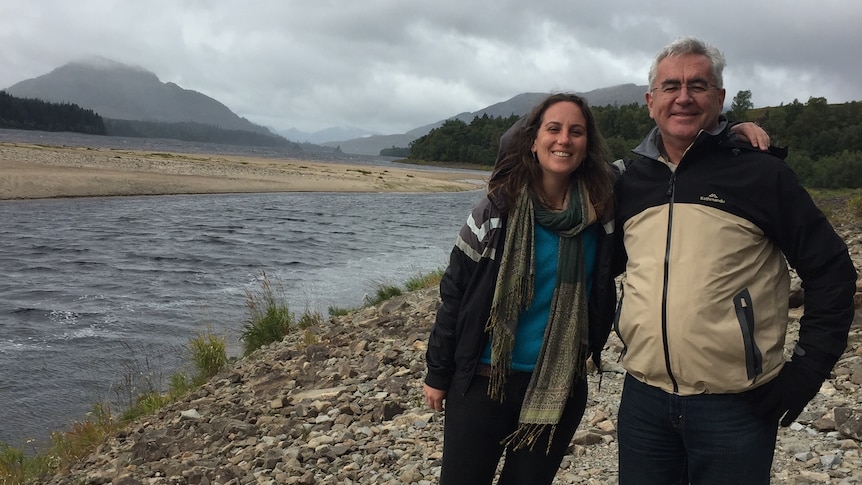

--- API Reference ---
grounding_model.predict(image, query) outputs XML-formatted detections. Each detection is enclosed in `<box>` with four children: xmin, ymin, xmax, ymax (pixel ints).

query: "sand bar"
<box><xmin>0</xmin><ymin>142</ymin><xmax>488</xmax><ymax>200</ymax></box>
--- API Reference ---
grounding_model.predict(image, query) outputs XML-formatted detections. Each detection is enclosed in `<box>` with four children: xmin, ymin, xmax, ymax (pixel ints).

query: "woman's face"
<box><xmin>531</xmin><ymin>101</ymin><xmax>588</xmax><ymax>182</ymax></box>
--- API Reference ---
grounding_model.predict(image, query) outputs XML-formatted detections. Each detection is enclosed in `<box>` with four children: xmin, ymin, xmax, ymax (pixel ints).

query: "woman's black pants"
<box><xmin>439</xmin><ymin>371</ymin><xmax>588</xmax><ymax>485</ymax></box>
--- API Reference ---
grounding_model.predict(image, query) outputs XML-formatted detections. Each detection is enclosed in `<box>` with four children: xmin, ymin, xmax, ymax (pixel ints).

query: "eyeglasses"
<box><xmin>650</xmin><ymin>81</ymin><xmax>719</xmax><ymax>96</ymax></box>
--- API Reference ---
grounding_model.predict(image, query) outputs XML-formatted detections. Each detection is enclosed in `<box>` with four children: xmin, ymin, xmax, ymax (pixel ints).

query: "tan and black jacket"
<box><xmin>614</xmin><ymin>121</ymin><xmax>856</xmax><ymax>396</ymax></box>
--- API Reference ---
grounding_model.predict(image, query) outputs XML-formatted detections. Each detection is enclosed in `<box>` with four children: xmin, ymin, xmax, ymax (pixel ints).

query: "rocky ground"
<box><xmin>43</xmin><ymin>223</ymin><xmax>862</xmax><ymax>485</ymax></box>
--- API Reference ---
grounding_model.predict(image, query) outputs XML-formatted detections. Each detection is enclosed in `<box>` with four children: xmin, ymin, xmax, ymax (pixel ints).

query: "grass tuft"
<box><xmin>405</xmin><ymin>268</ymin><xmax>444</xmax><ymax>291</ymax></box>
<box><xmin>50</xmin><ymin>403</ymin><xmax>118</xmax><ymax>472</ymax></box>
<box><xmin>188</xmin><ymin>329</ymin><xmax>228</xmax><ymax>383</ymax></box>
<box><xmin>364</xmin><ymin>283</ymin><xmax>402</xmax><ymax>306</ymax></box>
<box><xmin>808</xmin><ymin>188</ymin><xmax>862</xmax><ymax>226</ymax></box>
<box><xmin>0</xmin><ymin>442</ymin><xmax>55</xmax><ymax>484</ymax></box>
<box><xmin>328</xmin><ymin>306</ymin><xmax>351</xmax><ymax>317</ymax></box>
<box><xmin>297</xmin><ymin>309</ymin><xmax>324</xmax><ymax>330</ymax></box>
<box><xmin>847</xmin><ymin>194</ymin><xmax>862</xmax><ymax>219</ymax></box>
<box><xmin>240</xmin><ymin>271</ymin><xmax>293</xmax><ymax>356</ymax></box>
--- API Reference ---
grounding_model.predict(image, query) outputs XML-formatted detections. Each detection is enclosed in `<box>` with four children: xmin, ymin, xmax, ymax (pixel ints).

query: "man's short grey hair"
<box><xmin>648</xmin><ymin>36</ymin><xmax>726</xmax><ymax>89</ymax></box>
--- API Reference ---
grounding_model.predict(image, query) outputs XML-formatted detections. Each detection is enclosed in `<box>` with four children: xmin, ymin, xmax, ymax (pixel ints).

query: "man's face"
<box><xmin>646</xmin><ymin>53</ymin><xmax>726</xmax><ymax>148</ymax></box>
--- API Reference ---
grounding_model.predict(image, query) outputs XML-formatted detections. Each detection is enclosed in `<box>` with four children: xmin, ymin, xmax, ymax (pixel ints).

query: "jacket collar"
<box><xmin>631</xmin><ymin>117</ymin><xmax>789</xmax><ymax>162</ymax></box>
<box><xmin>632</xmin><ymin>117</ymin><xmax>731</xmax><ymax>161</ymax></box>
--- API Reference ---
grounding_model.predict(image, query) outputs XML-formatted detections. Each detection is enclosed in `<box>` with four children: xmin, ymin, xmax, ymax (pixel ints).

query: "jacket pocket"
<box><xmin>733</xmin><ymin>289</ymin><xmax>763</xmax><ymax>380</ymax></box>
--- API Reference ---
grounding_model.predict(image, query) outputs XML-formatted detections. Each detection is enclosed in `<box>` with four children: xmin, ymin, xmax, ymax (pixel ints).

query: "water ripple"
<box><xmin>0</xmin><ymin>187</ymin><xmax>483</xmax><ymax>447</ymax></box>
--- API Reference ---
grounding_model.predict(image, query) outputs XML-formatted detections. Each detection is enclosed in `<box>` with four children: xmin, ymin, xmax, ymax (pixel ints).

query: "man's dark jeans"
<box><xmin>618</xmin><ymin>374</ymin><xmax>778</xmax><ymax>485</ymax></box>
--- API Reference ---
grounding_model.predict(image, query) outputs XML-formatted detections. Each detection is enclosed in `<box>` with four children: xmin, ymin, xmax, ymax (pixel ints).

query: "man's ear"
<box><xmin>645</xmin><ymin>93</ymin><xmax>656</xmax><ymax>120</ymax></box>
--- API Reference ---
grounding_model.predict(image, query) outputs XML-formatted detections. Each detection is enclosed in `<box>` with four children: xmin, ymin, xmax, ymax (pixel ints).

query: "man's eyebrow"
<box><xmin>659</xmin><ymin>76</ymin><xmax>710</xmax><ymax>84</ymax></box>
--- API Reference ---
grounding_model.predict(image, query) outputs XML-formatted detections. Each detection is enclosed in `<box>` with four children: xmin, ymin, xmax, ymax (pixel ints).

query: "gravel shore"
<box><xmin>42</xmin><ymin>227</ymin><xmax>862</xmax><ymax>484</ymax></box>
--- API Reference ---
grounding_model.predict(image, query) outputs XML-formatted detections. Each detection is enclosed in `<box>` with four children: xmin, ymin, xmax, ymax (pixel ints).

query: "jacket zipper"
<box><xmin>733</xmin><ymin>289</ymin><xmax>763</xmax><ymax>380</ymax></box>
<box><xmin>663</xmin><ymin>171</ymin><xmax>680</xmax><ymax>393</ymax></box>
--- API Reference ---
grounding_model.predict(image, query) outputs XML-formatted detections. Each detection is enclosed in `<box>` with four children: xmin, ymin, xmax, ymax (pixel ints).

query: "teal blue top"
<box><xmin>480</xmin><ymin>223</ymin><xmax>598</xmax><ymax>371</ymax></box>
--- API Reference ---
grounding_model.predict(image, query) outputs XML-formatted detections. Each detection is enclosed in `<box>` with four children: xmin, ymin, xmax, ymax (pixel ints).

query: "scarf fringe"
<box><xmin>485</xmin><ymin>313</ymin><xmax>514</xmax><ymax>402</ymax></box>
<box><xmin>501</xmin><ymin>423</ymin><xmax>558</xmax><ymax>454</ymax></box>
<box><xmin>485</xmin><ymin>276</ymin><xmax>531</xmax><ymax>402</ymax></box>
<box><xmin>486</xmin><ymin>275</ymin><xmax>533</xmax><ymax>323</ymax></box>
<box><xmin>486</xmin><ymin>328</ymin><xmax>513</xmax><ymax>401</ymax></box>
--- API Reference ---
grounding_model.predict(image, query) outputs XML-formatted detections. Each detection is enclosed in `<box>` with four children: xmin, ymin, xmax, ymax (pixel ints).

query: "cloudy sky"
<box><xmin>1</xmin><ymin>1</ymin><xmax>859</xmax><ymax>135</ymax></box>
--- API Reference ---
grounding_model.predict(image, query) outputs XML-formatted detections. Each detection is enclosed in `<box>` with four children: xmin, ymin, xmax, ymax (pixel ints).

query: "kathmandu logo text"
<box><xmin>700</xmin><ymin>193</ymin><xmax>725</xmax><ymax>204</ymax></box>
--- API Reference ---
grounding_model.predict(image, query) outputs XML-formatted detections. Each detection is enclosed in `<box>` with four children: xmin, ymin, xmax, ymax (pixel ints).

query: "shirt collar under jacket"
<box><xmin>632</xmin><ymin>117</ymin><xmax>730</xmax><ymax>163</ymax></box>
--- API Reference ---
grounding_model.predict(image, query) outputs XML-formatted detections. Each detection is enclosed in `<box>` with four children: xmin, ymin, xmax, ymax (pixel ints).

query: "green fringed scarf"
<box><xmin>484</xmin><ymin>178</ymin><xmax>597</xmax><ymax>452</ymax></box>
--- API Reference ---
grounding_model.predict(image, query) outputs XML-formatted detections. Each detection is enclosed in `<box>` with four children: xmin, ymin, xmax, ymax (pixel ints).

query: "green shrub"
<box><xmin>848</xmin><ymin>194</ymin><xmax>862</xmax><ymax>218</ymax></box>
<box><xmin>51</xmin><ymin>403</ymin><xmax>118</xmax><ymax>470</ymax></box>
<box><xmin>297</xmin><ymin>309</ymin><xmax>324</xmax><ymax>329</ymax></box>
<box><xmin>240</xmin><ymin>271</ymin><xmax>293</xmax><ymax>356</ymax></box>
<box><xmin>364</xmin><ymin>283</ymin><xmax>403</xmax><ymax>306</ymax></box>
<box><xmin>0</xmin><ymin>443</ymin><xmax>26</xmax><ymax>483</ymax></box>
<box><xmin>0</xmin><ymin>442</ymin><xmax>54</xmax><ymax>484</ymax></box>
<box><xmin>168</xmin><ymin>372</ymin><xmax>195</xmax><ymax>396</ymax></box>
<box><xmin>122</xmin><ymin>392</ymin><xmax>171</xmax><ymax>422</ymax></box>
<box><xmin>188</xmin><ymin>330</ymin><xmax>228</xmax><ymax>381</ymax></box>
<box><xmin>328</xmin><ymin>306</ymin><xmax>351</xmax><ymax>317</ymax></box>
<box><xmin>405</xmin><ymin>268</ymin><xmax>445</xmax><ymax>291</ymax></box>
<box><xmin>303</xmin><ymin>330</ymin><xmax>320</xmax><ymax>347</ymax></box>
<box><xmin>111</xmin><ymin>346</ymin><xmax>166</xmax><ymax>412</ymax></box>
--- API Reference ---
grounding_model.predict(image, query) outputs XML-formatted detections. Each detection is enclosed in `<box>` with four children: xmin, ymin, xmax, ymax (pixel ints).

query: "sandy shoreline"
<box><xmin>0</xmin><ymin>142</ymin><xmax>488</xmax><ymax>200</ymax></box>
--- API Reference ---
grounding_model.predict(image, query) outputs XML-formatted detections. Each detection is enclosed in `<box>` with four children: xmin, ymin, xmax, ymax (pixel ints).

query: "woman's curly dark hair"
<box><xmin>488</xmin><ymin>93</ymin><xmax>615</xmax><ymax>218</ymax></box>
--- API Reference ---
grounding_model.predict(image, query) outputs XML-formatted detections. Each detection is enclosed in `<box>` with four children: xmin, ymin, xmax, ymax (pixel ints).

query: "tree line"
<box><xmin>0</xmin><ymin>91</ymin><xmax>301</xmax><ymax>150</ymax></box>
<box><xmin>408</xmin><ymin>114</ymin><xmax>522</xmax><ymax>166</ymax></box>
<box><xmin>0</xmin><ymin>91</ymin><xmax>106</xmax><ymax>134</ymax></box>
<box><xmin>403</xmin><ymin>93</ymin><xmax>862</xmax><ymax>189</ymax></box>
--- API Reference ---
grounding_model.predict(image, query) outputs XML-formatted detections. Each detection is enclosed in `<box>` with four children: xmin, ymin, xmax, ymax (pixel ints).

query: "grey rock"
<box><xmin>835</xmin><ymin>407</ymin><xmax>862</xmax><ymax>441</ymax></box>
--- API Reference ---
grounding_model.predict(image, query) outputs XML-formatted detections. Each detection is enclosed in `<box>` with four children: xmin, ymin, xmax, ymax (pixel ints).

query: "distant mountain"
<box><xmin>279</xmin><ymin>125</ymin><xmax>381</xmax><ymax>144</ymax></box>
<box><xmin>4</xmin><ymin>57</ymin><xmax>272</xmax><ymax>135</ymax></box>
<box><xmin>322</xmin><ymin>84</ymin><xmax>648</xmax><ymax>156</ymax></box>
<box><xmin>279</xmin><ymin>128</ymin><xmax>314</xmax><ymax>143</ymax></box>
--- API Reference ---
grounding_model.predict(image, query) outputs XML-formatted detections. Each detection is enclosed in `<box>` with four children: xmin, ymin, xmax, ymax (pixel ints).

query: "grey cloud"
<box><xmin>1</xmin><ymin>0</ymin><xmax>859</xmax><ymax>135</ymax></box>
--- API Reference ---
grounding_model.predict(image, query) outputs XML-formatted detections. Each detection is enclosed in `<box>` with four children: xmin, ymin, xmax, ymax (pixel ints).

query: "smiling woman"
<box><xmin>0</xmin><ymin>143</ymin><xmax>487</xmax><ymax>199</ymax></box>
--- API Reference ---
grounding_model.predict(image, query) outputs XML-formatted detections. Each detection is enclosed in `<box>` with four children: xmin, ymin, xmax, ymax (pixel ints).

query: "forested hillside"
<box><xmin>0</xmin><ymin>91</ymin><xmax>301</xmax><ymax>150</ymax></box>
<box><xmin>0</xmin><ymin>91</ymin><xmax>106</xmax><ymax>134</ymax></box>
<box><xmin>754</xmin><ymin>98</ymin><xmax>862</xmax><ymax>188</ymax></box>
<box><xmin>408</xmin><ymin>114</ymin><xmax>521</xmax><ymax>166</ymax></box>
<box><xmin>405</xmin><ymin>96</ymin><xmax>862</xmax><ymax>189</ymax></box>
<box><xmin>103</xmin><ymin>119</ymin><xmax>301</xmax><ymax>150</ymax></box>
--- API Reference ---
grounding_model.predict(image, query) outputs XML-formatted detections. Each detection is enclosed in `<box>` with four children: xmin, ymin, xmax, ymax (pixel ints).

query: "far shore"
<box><xmin>0</xmin><ymin>142</ymin><xmax>489</xmax><ymax>200</ymax></box>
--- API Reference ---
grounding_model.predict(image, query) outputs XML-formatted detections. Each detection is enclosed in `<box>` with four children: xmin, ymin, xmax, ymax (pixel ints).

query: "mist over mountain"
<box><xmin>279</xmin><ymin>126</ymin><xmax>381</xmax><ymax>144</ymax></box>
<box><xmin>323</xmin><ymin>85</ymin><xmax>648</xmax><ymax>155</ymax></box>
<box><xmin>4</xmin><ymin>57</ymin><xmax>272</xmax><ymax>135</ymax></box>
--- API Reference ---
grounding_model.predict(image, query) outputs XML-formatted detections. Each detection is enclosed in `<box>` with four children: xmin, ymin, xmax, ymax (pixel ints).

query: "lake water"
<box><xmin>0</xmin><ymin>129</ymin><xmax>485</xmax><ymax>449</ymax></box>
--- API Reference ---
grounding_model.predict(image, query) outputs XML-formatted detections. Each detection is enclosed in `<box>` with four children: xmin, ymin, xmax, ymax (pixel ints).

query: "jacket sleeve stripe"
<box><xmin>455</xmin><ymin>212</ymin><xmax>502</xmax><ymax>262</ymax></box>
